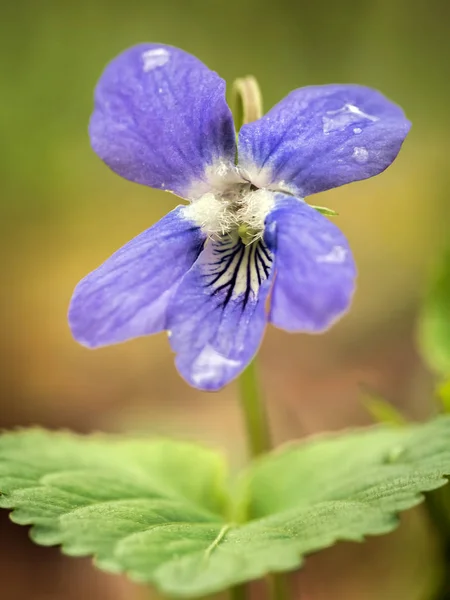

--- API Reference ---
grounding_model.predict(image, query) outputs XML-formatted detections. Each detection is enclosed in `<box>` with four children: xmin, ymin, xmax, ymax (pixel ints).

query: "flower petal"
<box><xmin>166</xmin><ymin>235</ymin><xmax>274</xmax><ymax>390</ymax></box>
<box><xmin>68</xmin><ymin>207</ymin><xmax>205</xmax><ymax>347</ymax></box>
<box><xmin>265</xmin><ymin>194</ymin><xmax>356</xmax><ymax>332</ymax></box>
<box><xmin>90</xmin><ymin>44</ymin><xmax>236</xmax><ymax>199</ymax></box>
<box><xmin>239</xmin><ymin>84</ymin><xmax>411</xmax><ymax>196</ymax></box>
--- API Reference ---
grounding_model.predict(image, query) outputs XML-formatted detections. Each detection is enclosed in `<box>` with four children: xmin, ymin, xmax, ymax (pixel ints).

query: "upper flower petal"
<box><xmin>68</xmin><ymin>207</ymin><xmax>205</xmax><ymax>347</ymax></box>
<box><xmin>166</xmin><ymin>234</ymin><xmax>274</xmax><ymax>390</ymax></box>
<box><xmin>238</xmin><ymin>84</ymin><xmax>411</xmax><ymax>197</ymax></box>
<box><xmin>265</xmin><ymin>194</ymin><xmax>356</xmax><ymax>332</ymax></box>
<box><xmin>89</xmin><ymin>44</ymin><xmax>236</xmax><ymax>199</ymax></box>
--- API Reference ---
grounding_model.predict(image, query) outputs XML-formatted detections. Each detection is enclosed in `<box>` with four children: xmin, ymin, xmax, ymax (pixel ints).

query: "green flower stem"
<box><xmin>230</xmin><ymin>76</ymin><xmax>263</xmax><ymax>128</ymax></box>
<box><xmin>426</xmin><ymin>486</ymin><xmax>450</xmax><ymax>599</ymax></box>
<box><xmin>268</xmin><ymin>573</ymin><xmax>290</xmax><ymax>600</ymax></box>
<box><xmin>229</xmin><ymin>583</ymin><xmax>247</xmax><ymax>600</ymax></box>
<box><xmin>237</xmin><ymin>360</ymin><xmax>271</xmax><ymax>458</ymax></box>
<box><xmin>230</xmin><ymin>75</ymin><xmax>287</xmax><ymax>600</ymax></box>
<box><xmin>236</xmin><ymin>361</ymin><xmax>289</xmax><ymax>600</ymax></box>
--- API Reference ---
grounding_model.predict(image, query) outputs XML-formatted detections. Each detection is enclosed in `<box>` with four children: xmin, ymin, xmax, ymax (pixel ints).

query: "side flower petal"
<box><xmin>90</xmin><ymin>44</ymin><xmax>236</xmax><ymax>199</ymax></box>
<box><xmin>265</xmin><ymin>194</ymin><xmax>357</xmax><ymax>332</ymax></box>
<box><xmin>68</xmin><ymin>207</ymin><xmax>205</xmax><ymax>347</ymax></box>
<box><xmin>166</xmin><ymin>235</ymin><xmax>274</xmax><ymax>390</ymax></box>
<box><xmin>239</xmin><ymin>84</ymin><xmax>411</xmax><ymax>197</ymax></box>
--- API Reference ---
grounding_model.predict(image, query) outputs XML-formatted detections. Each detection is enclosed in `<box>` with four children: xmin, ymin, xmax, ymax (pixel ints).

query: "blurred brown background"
<box><xmin>1</xmin><ymin>0</ymin><xmax>449</xmax><ymax>598</ymax></box>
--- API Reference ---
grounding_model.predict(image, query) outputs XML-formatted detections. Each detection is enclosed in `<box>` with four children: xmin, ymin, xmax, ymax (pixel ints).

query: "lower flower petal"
<box><xmin>69</xmin><ymin>207</ymin><xmax>205</xmax><ymax>347</ymax></box>
<box><xmin>265</xmin><ymin>194</ymin><xmax>357</xmax><ymax>332</ymax></box>
<box><xmin>166</xmin><ymin>234</ymin><xmax>274</xmax><ymax>390</ymax></box>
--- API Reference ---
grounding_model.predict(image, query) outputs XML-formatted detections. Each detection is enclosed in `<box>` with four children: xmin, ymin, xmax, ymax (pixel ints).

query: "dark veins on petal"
<box><xmin>203</xmin><ymin>236</ymin><xmax>273</xmax><ymax>311</ymax></box>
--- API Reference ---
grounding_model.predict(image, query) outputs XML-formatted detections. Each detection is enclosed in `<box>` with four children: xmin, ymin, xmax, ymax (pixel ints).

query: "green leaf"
<box><xmin>311</xmin><ymin>204</ymin><xmax>339</xmax><ymax>216</ymax></box>
<box><xmin>436</xmin><ymin>379</ymin><xmax>450</xmax><ymax>413</ymax></box>
<box><xmin>244</xmin><ymin>416</ymin><xmax>450</xmax><ymax>521</ymax></box>
<box><xmin>360</xmin><ymin>389</ymin><xmax>407</xmax><ymax>425</ymax></box>
<box><xmin>1</xmin><ymin>421</ymin><xmax>450</xmax><ymax>597</ymax></box>
<box><xmin>418</xmin><ymin>247</ymin><xmax>450</xmax><ymax>375</ymax></box>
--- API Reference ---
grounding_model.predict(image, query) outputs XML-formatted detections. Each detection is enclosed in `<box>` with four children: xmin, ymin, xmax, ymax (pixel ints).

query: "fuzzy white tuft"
<box><xmin>236</xmin><ymin>189</ymin><xmax>275</xmax><ymax>238</ymax></box>
<box><xmin>184</xmin><ymin>192</ymin><xmax>234</xmax><ymax>238</ymax></box>
<box><xmin>187</xmin><ymin>161</ymin><xmax>244</xmax><ymax>201</ymax></box>
<box><xmin>184</xmin><ymin>187</ymin><xmax>276</xmax><ymax>241</ymax></box>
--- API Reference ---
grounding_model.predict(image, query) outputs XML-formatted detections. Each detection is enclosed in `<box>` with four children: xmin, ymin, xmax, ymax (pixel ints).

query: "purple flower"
<box><xmin>69</xmin><ymin>44</ymin><xmax>410</xmax><ymax>391</ymax></box>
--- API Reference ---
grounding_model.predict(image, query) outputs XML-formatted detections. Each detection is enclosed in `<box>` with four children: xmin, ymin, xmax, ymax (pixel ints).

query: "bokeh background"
<box><xmin>1</xmin><ymin>0</ymin><xmax>449</xmax><ymax>598</ymax></box>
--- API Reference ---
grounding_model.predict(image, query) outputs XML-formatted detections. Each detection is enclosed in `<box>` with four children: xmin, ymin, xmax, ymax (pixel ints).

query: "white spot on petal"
<box><xmin>352</xmin><ymin>146</ymin><xmax>369</xmax><ymax>163</ymax></box>
<box><xmin>353</xmin><ymin>127</ymin><xmax>362</xmax><ymax>134</ymax></box>
<box><xmin>142</xmin><ymin>48</ymin><xmax>170</xmax><ymax>72</ymax></box>
<box><xmin>317</xmin><ymin>245</ymin><xmax>348</xmax><ymax>264</ymax></box>
<box><xmin>322</xmin><ymin>103</ymin><xmax>379</xmax><ymax>134</ymax></box>
<box><xmin>191</xmin><ymin>345</ymin><xmax>241</xmax><ymax>387</ymax></box>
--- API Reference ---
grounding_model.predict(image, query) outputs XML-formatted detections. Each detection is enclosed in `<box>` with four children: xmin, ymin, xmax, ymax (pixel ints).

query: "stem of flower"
<box><xmin>229</xmin><ymin>584</ymin><xmax>247</xmax><ymax>600</ymax></box>
<box><xmin>237</xmin><ymin>359</ymin><xmax>271</xmax><ymax>458</ymax></box>
<box><xmin>235</xmin><ymin>361</ymin><xmax>289</xmax><ymax>600</ymax></box>
<box><xmin>230</xmin><ymin>76</ymin><xmax>263</xmax><ymax>128</ymax></box>
<box><xmin>425</xmin><ymin>486</ymin><xmax>450</xmax><ymax>599</ymax></box>
<box><xmin>229</xmin><ymin>76</ymin><xmax>287</xmax><ymax>600</ymax></box>
<box><xmin>268</xmin><ymin>573</ymin><xmax>290</xmax><ymax>600</ymax></box>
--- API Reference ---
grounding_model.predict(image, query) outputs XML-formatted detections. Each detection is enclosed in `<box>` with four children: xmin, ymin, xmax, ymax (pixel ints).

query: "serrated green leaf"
<box><xmin>244</xmin><ymin>416</ymin><xmax>450</xmax><ymax>520</ymax></box>
<box><xmin>1</xmin><ymin>421</ymin><xmax>450</xmax><ymax>597</ymax></box>
<box><xmin>418</xmin><ymin>247</ymin><xmax>450</xmax><ymax>375</ymax></box>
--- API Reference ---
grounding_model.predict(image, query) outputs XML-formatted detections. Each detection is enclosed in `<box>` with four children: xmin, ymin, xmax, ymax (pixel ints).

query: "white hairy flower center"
<box><xmin>184</xmin><ymin>183</ymin><xmax>276</xmax><ymax>243</ymax></box>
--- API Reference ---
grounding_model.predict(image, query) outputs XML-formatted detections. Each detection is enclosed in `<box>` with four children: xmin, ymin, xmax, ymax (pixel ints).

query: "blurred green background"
<box><xmin>1</xmin><ymin>0</ymin><xmax>449</xmax><ymax>598</ymax></box>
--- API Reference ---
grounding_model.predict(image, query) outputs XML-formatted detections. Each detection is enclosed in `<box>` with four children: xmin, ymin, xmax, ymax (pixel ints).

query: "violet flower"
<box><xmin>69</xmin><ymin>44</ymin><xmax>410</xmax><ymax>390</ymax></box>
